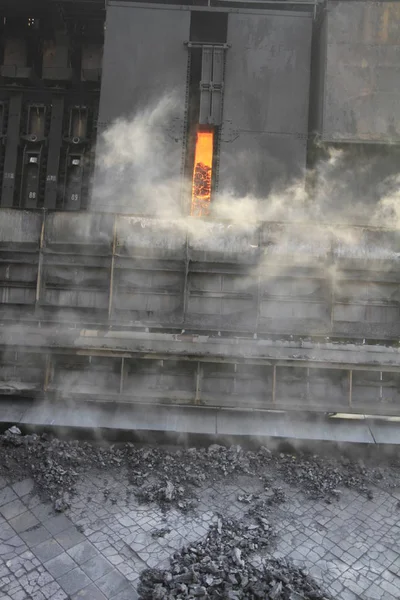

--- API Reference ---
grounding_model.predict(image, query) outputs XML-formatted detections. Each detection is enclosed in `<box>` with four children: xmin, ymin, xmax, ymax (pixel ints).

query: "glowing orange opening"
<box><xmin>191</xmin><ymin>128</ymin><xmax>214</xmax><ymax>217</ymax></box>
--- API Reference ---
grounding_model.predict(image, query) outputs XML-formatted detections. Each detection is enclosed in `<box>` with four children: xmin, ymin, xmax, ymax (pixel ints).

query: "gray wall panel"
<box><xmin>221</xmin><ymin>13</ymin><xmax>312</xmax><ymax>135</ymax></box>
<box><xmin>217</xmin><ymin>133</ymin><xmax>307</xmax><ymax>200</ymax></box>
<box><xmin>218</xmin><ymin>12</ymin><xmax>312</xmax><ymax>199</ymax></box>
<box><xmin>94</xmin><ymin>4</ymin><xmax>190</xmax><ymax>214</ymax></box>
<box><xmin>98</xmin><ymin>4</ymin><xmax>190</xmax><ymax>124</ymax></box>
<box><xmin>321</xmin><ymin>1</ymin><xmax>400</xmax><ymax>142</ymax></box>
<box><xmin>309</xmin><ymin>13</ymin><xmax>327</xmax><ymax>134</ymax></box>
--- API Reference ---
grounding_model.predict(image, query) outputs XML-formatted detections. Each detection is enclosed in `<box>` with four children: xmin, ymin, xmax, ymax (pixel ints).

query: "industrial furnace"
<box><xmin>1</xmin><ymin>0</ymin><xmax>400</xmax><ymax>428</ymax></box>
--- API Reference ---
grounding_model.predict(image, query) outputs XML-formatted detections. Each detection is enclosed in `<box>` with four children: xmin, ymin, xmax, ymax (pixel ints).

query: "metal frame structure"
<box><xmin>1</xmin><ymin>0</ymin><xmax>400</xmax><ymax>430</ymax></box>
<box><xmin>0</xmin><ymin>209</ymin><xmax>400</xmax><ymax>417</ymax></box>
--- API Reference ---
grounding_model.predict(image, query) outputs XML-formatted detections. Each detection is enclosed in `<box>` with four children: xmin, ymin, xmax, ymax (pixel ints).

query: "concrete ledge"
<box><xmin>2</xmin><ymin>325</ymin><xmax>400</xmax><ymax>370</ymax></box>
<box><xmin>1</xmin><ymin>397</ymin><xmax>398</xmax><ymax>444</ymax></box>
<box><xmin>216</xmin><ymin>409</ymin><xmax>375</xmax><ymax>443</ymax></box>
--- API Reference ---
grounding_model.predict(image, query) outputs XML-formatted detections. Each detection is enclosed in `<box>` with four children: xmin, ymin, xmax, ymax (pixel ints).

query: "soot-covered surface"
<box><xmin>0</xmin><ymin>428</ymin><xmax>399</xmax><ymax>600</ymax></box>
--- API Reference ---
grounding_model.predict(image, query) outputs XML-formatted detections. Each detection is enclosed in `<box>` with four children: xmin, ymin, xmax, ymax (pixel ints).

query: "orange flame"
<box><xmin>191</xmin><ymin>128</ymin><xmax>214</xmax><ymax>217</ymax></box>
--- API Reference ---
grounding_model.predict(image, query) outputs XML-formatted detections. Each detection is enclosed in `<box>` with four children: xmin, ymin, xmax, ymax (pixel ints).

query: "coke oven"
<box><xmin>1</xmin><ymin>0</ymin><xmax>400</xmax><ymax>435</ymax></box>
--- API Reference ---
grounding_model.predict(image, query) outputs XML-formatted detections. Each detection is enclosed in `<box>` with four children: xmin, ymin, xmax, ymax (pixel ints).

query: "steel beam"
<box><xmin>45</xmin><ymin>96</ymin><xmax>64</xmax><ymax>209</ymax></box>
<box><xmin>1</xmin><ymin>94</ymin><xmax>22</xmax><ymax>207</ymax></box>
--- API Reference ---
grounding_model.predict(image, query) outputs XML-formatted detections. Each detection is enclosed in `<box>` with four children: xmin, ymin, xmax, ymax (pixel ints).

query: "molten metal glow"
<box><xmin>191</xmin><ymin>128</ymin><xmax>214</xmax><ymax>217</ymax></box>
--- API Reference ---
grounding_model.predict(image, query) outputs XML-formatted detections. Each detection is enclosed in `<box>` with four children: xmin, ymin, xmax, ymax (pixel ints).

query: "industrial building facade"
<box><xmin>1</xmin><ymin>0</ymin><xmax>400</xmax><ymax>422</ymax></box>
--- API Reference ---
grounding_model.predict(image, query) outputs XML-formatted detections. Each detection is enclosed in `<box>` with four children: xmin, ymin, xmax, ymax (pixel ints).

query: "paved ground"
<box><xmin>1</xmin><ymin>469</ymin><xmax>400</xmax><ymax>600</ymax></box>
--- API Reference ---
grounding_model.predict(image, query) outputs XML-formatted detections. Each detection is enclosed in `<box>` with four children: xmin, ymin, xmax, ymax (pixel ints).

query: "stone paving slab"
<box><xmin>1</xmin><ymin>473</ymin><xmax>400</xmax><ymax>599</ymax></box>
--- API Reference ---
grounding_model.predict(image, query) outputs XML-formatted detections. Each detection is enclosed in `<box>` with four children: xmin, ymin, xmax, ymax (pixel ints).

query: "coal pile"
<box><xmin>0</xmin><ymin>427</ymin><xmax>397</xmax><ymax>512</ymax></box>
<box><xmin>274</xmin><ymin>453</ymin><xmax>376</xmax><ymax>501</ymax></box>
<box><xmin>138</xmin><ymin>517</ymin><xmax>330</xmax><ymax>600</ymax></box>
<box><xmin>0</xmin><ymin>428</ymin><xmax>129</xmax><ymax>510</ymax></box>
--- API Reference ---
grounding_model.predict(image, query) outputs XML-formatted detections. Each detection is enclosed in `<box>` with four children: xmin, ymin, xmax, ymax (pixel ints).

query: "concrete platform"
<box><xmin>0</xmin><ymin>397</ymin><xmax>396</xmax><ymax>444</ymax></box>
<box><xmin>1</xmin><ymin>461</ymin><xmax>400</xmax><ymax>600</ymax></box>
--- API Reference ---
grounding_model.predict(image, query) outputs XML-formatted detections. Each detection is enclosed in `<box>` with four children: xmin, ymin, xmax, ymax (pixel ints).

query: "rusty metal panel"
<box><xmin>320</xmin><ymin>1</ymin><xmax>400</xmax><ymax>142</ymax></box>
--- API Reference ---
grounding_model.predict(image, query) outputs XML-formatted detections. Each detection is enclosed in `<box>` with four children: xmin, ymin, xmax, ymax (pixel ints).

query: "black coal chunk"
<box><xmin>137</xmin><ymin>517</ymin><xmax>331</xmax><ymax>600</ymax></box>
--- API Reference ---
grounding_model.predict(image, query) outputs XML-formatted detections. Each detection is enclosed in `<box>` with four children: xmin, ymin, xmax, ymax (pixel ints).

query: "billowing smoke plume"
<box><xmin>93</xmin><ymin>93</ymin><xmax>184</xmax><ymax>217</ymax></box>
<box><xmin>2</xmin><ymin>93</ymin><xmax>400</xmax><ymax>420</ymax></box>
<box><xmin>93</xmin><ymin>93</ymin><xmax>400</xmax><ymax>232</ymax></box>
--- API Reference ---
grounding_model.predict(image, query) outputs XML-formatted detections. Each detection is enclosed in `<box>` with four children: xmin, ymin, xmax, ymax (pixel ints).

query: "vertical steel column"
<box><xmin>44</xmin><ymin>354</ymin><xmax>52</xmax><ymax>392</ymax></box>
<box><xmin>45</xmin><ymin>96</ymin><xmax>64</xmax><ymax>208</ymax></box>
<box><xmin>348</xmin><ymin>370</ymin><xmax>353</xmax><ymax>408</ymax></box>
<box><xmin>35</xmin><ymin>214</ymin><xmax>46</xmax><ymax>313</ymax></box>
<box><xmin>329</xmin><ymin>267</ymin><xmax>335</xmax><ymax>334</ymax></box>
<box><xmin>255</xmin><ymin>228</ymin><xmax>262</xmax><ymax>335</ymax></box>
<box><xmin>119</xmin><ymin>357</ymin><xmax>125</xmax><ymax>394</ymax></box>
<box><xmin>199</xmin><ymin>46</ymin><xmax>213</xmax><ymax>125</ymax></box>
<box><xmin>210</xmin><ymin>47</ymin><xmax>224</xmax><ymax>126</ymax></box>
<box><xmin>199</xmin><ymin>46</ymin><xmax>224</xmax><ymax>126</ymax></box>
<box><xmin>195</xmin><ymin>362</ymin><xmax>203</xmax><ymax>404</ymax></box>
<box><xmin>108</xmin><ymin>215</ymin><xmax>117</xmax><ymax>320</ymax></box>
<box><xmin>272</xmin><ymin>365</ymin><xmax>277</xmax><ymax>404</ymax></box>
<box><xmin>1</xmin><ymin>94</ymin><xmax>22</xmax><ymax>207</ymax></box>
<box><xmin>182</xmin><ymin>232</ymin><xmax>190</xmax><ymax>325</ymax></box>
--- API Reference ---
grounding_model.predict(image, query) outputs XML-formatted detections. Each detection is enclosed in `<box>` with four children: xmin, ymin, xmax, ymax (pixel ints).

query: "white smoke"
<box><xmin>94</xmin><ymin>93</ymin><xmax>184</xmax><ymax>217</ymax></box>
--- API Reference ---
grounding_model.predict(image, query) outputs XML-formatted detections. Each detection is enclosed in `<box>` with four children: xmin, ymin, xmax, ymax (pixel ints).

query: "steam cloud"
<box><xmin>94</xmin><ymin>93</ymin><xmax>184</xmax><ymax>217</ymax></box>
<box><xmin>2</xmin><ymin>93</ymin><xmax>400</xmax><ymax>420</ymax></box>
<box><xmin>93</xmin><ymin>93</ymin><xmax>400</xmax><ymax>230</ymax></box>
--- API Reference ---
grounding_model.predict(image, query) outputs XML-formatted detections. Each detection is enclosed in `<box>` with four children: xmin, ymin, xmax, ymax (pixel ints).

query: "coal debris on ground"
<box><xmin>138</xmin><ymin>516</ymin><xmax>331</xmax><ymax>600</ymax></box>
<box><xmin>0</xmin><ymin>426</ymin><xmax>398</xmax><ymax>511</ymax></box>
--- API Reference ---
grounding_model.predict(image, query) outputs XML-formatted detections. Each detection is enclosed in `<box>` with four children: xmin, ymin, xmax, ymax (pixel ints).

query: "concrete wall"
<box><xmin>1</xmin><ymin>210</ymin><xmax>400</xmax><ymax>340</ymax></box>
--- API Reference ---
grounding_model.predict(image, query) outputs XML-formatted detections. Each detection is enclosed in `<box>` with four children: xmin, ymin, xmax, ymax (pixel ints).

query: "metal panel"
<box><xmin>309</xmin><ymin>10</ymin><xmax>327</xmax><ymax>134</ymax></box>
<box><xmin>218</xmin><ymin>12</ymin><xmax>312</xmax><ymax>198</ymax></box>
<box><xmin>199</xmin><ymin>46</ymin><xmax>224</xmax><ymax>126</ymax></box>
<box><xmin>45</xmin><ymin>213</ymin><xmax>113</xmax><ymax>250</ymax></box>
<box><xmin>211</xmin><ymin>47</ymin><xmax>224</xmax><ymax>126</ymax></box>
<box><xmin>94</xmin><ymin>4</ymin><xmax>190</xmax><ymax>214</ymax></box>
<box><xmin>45</xmin><ymin>97</ymin><xmax>64</xmax><ymax>209</ymax></box>
<box><xmin>0</xmin><ymin>210</ymin><xmax>42</xmax><ymax>245</ymax></box>
<box><xmin>320</xmin><ymin>1</ymin><xmax>400</xmax><ymax>142</ymax></box>
<box><xmin>1</xmin><ymin>94</ymin><xmax>22</xmax><ymax>207</ymax></box>
<box><xmin>218</xmin><ymin>133</ymin><xmax>307</xmax><ymax>199</ymax></box>
<box><xmin>186</xmin><ymin>272</ymin><xmax>258</xmax><ymax>331</ymax></box>
<box><xmin>98</xmin><ymin>5</ymin><xmax>189</xmax><ymax>123</ymax></box>
<box><xmin>221</xmin><ymin>13</ymin><xmax>312</xmax><ymax>134</ymax></box>
<box><xmin>199</xmin><ymin>47</ymin><xmax>213</xmax><ymax>125</ymax></box>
